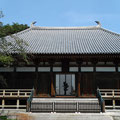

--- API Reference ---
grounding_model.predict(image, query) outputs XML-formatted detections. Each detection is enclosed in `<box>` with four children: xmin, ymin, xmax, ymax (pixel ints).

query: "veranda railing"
<box><xmin>99</xmin><ymin>89</ymin><xmax>120</xmax><ymax>109</ymax></box>
<box><xmin>0</xmin><ymin>89</ymin><xmax>31</xmax><ymax>109</ymax></box>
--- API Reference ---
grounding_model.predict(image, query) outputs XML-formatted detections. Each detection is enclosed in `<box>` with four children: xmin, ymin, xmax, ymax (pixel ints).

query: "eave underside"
<box><xmin>25</xmin><ymin>53</ymin><xmax>120</xmax><ymax>61</ymax></box>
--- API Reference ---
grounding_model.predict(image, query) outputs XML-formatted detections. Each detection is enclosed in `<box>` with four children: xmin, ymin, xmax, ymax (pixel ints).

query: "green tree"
<box><xmin>0</xmin><ymin>23</ymin><xmax>29</xmax><ymax>38</ymax></box>
<box><xmin>0</xmin><ymin>35</ymin><xmax>29</xmax><ymax>65</ymax></box>
<box><xmin>0</xmin><ymin>11</ymin><xmax>29</xmax><ymax>65</ymax></box>
<box><xmin>0</xmin><ymin>11</ymin><xmax>29</xmax><ymax>88</ymax></box>
<box><xmin>0</xmin><ymin>11</ymin><xmax>4</xmax><ymax>27</ymax></box>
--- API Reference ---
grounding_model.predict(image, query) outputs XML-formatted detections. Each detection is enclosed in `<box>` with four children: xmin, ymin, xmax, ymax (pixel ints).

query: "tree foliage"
<box><xmin>0</xmin><ymin>23</ymin><xmax>29</xmax><ymax>38</ymax></box>
<box><xmin>0</xmin><ymin>11</ymin><xmax>4</xmax><ymax>27</ymax></box>
<box><xmin>0</xmin><ymin>35</ymin><xmax>29</xmax><ymax>65</ymax></box>
<box><xmin>0</xmin><ymin>11</ymin><xmax>29</xmax><ymax>65</ymax></box>
<box><xmin>0</xmin><ymin>11</ymin><xmax>29</xmax><ymax>88</ymax></box>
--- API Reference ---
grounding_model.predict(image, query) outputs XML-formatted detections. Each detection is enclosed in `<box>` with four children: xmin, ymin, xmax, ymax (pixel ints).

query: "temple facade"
<box><xmin>0</xmin><ymin>22</ymin><xmax>120</xmax><ymax>112</ymax></box>
<box><xmin>1</xmin><ymin>21</ymin><xmax>120</xmax><ymax>97</ymax></box>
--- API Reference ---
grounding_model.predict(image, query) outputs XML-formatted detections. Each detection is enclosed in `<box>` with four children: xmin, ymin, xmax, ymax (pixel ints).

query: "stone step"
<box><xmin>32</xmin><ymin>98</ymin><xmax>99</xmax><ymax>103</ymax></box>
<box><xmin>30</xmin><ymin>98</ymin><xmax>101</xmax><ymax>113</ymax></box>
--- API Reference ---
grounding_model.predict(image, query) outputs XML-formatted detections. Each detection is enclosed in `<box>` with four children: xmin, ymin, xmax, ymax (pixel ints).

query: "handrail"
<box><xmin>99</xmin><ymin>89</ymin><xmax>120</xmax><ymax>97</ymax></box>
<box><xmin>97</xmin><ymin>88</ymin><xmax>105</xmax><ymax>112</ymax></box>
<box><xmin>0</xmin><ymin>89</ymin><xmax>32</xmax><ymax>97</ymax></box>
<box><xmin>0</xmin><ymin>89</ymin><xmax>32</xmax><ymax>91</ymax></box>
<box><xmin>26</xmin><ymin>88</ymin><xmax>34</xmax><ymax>112</ymax></box>
<box><xmin>99</xmin><ymin>89</ymin><xmax>120</xmax><ymax>91</ymax></box>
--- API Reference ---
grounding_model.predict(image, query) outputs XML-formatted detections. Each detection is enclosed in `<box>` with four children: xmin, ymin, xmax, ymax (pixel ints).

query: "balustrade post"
<box><xmin>3</xmin><ymin>90</ymin><xmax>5</xmax><ymax>96</ymax></box>
<box><xmin>2</xmin><ymin>99</ymin><xmax>5</xmax><ymax>109</ymax></box>
<box><xmin>113</xmin><ymin>100</ymin><xmax>115</xmax><ymax>109</ymax></box>
<box><xmin>18</xmin><ymin>90</ymin><xmax>20</xmax><ymax>97</ymax></box>
<box><xmin>10</xmin><ymin>92</ymin><xmax>12</xmax><ymax>96</ymax></box>
<box><xmin>53</xmin><ymin>102</ymin><xmax>54</xmax><ymax>112</ymax></box>
<box><xmin>102</xmin><ymin>101</ymin><xmax>105</xmax><ymax>112</ymax></box>
<box><xmin>77</xmin><ymin>102</ymin><xmax>79</xmax><ymax>112</ymax></box>
<box><xmin>17</xmin><ymin>99</ymin><xmax>20</xmax><ymax>109</ymax></box>
<box><xmin>112</xmin><ymin>90</ymin><xmax>114</xmax><ymax>97</ymax></box>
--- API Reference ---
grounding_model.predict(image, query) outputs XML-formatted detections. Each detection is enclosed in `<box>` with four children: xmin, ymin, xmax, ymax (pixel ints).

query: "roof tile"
<box><xmin>4</xmin><ymin>26</ymin><xmax>120</xmax><ymax>54</ymax></box>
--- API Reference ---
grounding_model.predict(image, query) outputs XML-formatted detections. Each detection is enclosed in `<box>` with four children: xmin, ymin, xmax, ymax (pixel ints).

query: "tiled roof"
<box><xmin>4</xmin><ymin>24</ymin><xmax>120</xmax><ymax>54</ymax></box>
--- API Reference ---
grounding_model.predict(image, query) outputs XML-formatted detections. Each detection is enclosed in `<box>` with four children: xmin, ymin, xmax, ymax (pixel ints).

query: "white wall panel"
<box><xmin>96</xmin><ymin>67</ymin><xmax>115</xmax><ymax>72</ymax></box>
<box><xmin>69</xmin><ymin>67</ymin><xmax>78</xmax><ymax>72</ymax></box>
<box><xmin>0</xmin><ymin>67</ymin><xmax>14</xmax><ymax>72</ymax></box>
<box><xmin>38</xmin><ymin>67</ymin><xmax>50</xmax><ymax>72</ymax></box>
<box><xmin>53</xmin><ymin>67</ymin><xmax>62</xmax><ymax>72</ymax></box>
<box><xmin>16</xmin><ymin>67</ymin><xmax>35</xmax><ymax>72</ymax></box>
<box><xmin>118</xmin><ymin>67</ymin><xmax>120</xmax><ymax>72</ymax></box>
<box><xmin>81</xmin><ymin>67</ymin><xmax>93</xmax><ymax>72</ymax></box>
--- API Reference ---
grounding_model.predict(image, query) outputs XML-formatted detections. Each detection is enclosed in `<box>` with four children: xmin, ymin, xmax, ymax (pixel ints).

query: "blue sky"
<box><xmin>1</xmin><ymin>0</ymin><xmax>120</xmax><ymax>33</ymax></box>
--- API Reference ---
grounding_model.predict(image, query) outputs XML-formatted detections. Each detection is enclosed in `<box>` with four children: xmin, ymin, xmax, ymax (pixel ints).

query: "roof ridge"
<box><xmin>31</xmin><ymin>25</ymin><xmax>100</xmax><ymax>30</ymax></box>
<box><xmin>3</xmin><ymin>27</ymin><xmax>31</xmax><ymax>38</ymax></box>
<box><xmin>100</xmin><ymin>27</ymin><xmax>120</xmax><ymax>36</ymax></box>
<box><xmin>13</xmin><ymin>27</ymin><xmax>31</xmax><ymax>36</ymax></box>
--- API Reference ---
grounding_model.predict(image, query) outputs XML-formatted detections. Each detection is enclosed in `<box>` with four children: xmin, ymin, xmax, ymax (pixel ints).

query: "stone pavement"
<box><xmin>27</xmin><ymin>113</ymin><xmax>113</xmax><ymax>120</ymax></box>
<box><xmin>6</xmin><ymin>111</ymin><xmax>120</xmax><ymax>120</ymax></box>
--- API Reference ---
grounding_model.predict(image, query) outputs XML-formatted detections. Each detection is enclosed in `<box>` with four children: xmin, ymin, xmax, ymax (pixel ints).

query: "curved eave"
<box><xmin>11</xmin><ymin>52</ymin><xmax>120</xmax><ymax>58</ymax></box>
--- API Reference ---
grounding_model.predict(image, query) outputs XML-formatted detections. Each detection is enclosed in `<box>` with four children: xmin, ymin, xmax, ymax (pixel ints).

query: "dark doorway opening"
<box><xmin>56</xmin><ymin>74</ymin><xmax>75</xmax><ymax>96</ymax></box>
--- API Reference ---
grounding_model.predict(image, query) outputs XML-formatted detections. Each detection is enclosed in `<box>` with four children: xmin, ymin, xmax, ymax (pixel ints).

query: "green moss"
<box><xmin>0</xmin><ymin>116</ymin><xmax>16</xmax><ymax>120</ymax></box>
<box><xmin>0</xmin><ymin>116</ymin><xmax>7</xmax><ymax>120</ymax></box>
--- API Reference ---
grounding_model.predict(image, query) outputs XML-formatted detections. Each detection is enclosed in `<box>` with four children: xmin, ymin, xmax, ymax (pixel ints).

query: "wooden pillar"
<box><xmin>115</xmin><ymin>64</ymin><xmax>119</xmax><ymax>89</ymax></box>
<box><xmin>78</xmin><ymin>73</ymin><xmax>81</xmax><ymax>97</ymax></box>
<box><xmin>116</xmin><ymin>66</ymin><xmax>119</xmax><ymax>89</ymax></box>
<box><xmin>34</xmin><ymin>65</ymin><xmax>38</xmax><ymax>95</ymax></box>
<box><xmin>51</xmin><ymin>72</ymin><xmax>55</xmax><ymax>97</ymax></box>
<box><xmin>50</xmin><ymin>66</ymin><xmax>55</xmax><ymax>97</ymax></box>
<box><xmin>12</xmin><ymin>65</ymin><xmax>16</xmax><ymax>88</ymax></box>
<box><xmin>114</xmin><ymin>62</ymin><xmax>119</xmax><ymax>89</ymax></box>
<box><xmin>92</xmin><ymin>60</ymin><xmax>97</xmax><ymax>94</ymax></box>
<box><xmin>118</xmin><ymin>79</ymin><xmax>120</xmax><ymax>89</ymax></box>
<box><xmin>32</xmin><ymin>57</ymin><xmax>40</xmax><ymax>96</ymax></box>
<box><xmin>93</xmin><ymin>64</ymin><xmax>96</xmax><ymax>94</ymax></box>
<box><xmin>115</xmin><ymin>64</ymin><xmax>118</xmax><ymax>73</ymax></box>
<box><xmin>114</xmin><ymin>60</ymin><xmax>119</xmax><ymax>89</ymax></box>
<box><xmin>77</xmin><ymin>60</ymin><xmax>82</xmax><ymax>97</ymax></box>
